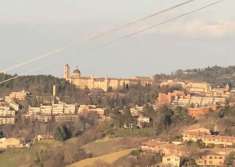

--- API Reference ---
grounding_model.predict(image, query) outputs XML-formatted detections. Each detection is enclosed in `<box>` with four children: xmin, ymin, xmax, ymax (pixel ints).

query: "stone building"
<box><xmin>161</xmin><ymin>155</ymin><xmax>181</xmax><ymax>167</ymax></box>
<box><xmin>182</xmin><ymin>131</ymin><xmax>235</xmax><ymax>147</ymax></box>
<box><xmin>26</xmin><ymin>102</ymin><xmax>78</xmax><ymax>123</ymax></box>
<box><xmin>8</xmin><ymin>90</ymin><xmax>30</xmax><ymax>101</ymax></box>
<box><xmin>0</xmin><ymin>106</ymin><xmax>16</xmax><ymax>125</ymax></box>
<box><xmin>195</xmin><ymin>151</ymin><xmax>226</xmax><ymax>167</ymax></box>
<box><xmin>64</xmin><ymin>64</ymin><xmax>153</xmax><ymax>91</ymax></box>
<box><xmin>0</xmin><ymin>138</ymin><xmax>23</xmax><ymax>149</ymax></box>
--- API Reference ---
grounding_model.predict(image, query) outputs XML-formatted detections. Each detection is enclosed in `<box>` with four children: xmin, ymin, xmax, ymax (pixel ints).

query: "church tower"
<box><xmin>64</xmin><ymin>64</ymin><xmax>70</xmax><ymax>81</ymax></box>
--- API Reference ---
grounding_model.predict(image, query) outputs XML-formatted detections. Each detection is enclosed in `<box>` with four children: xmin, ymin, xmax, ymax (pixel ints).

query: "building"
<box><xmin>0</xmin><ymin>117</ymin><xmax>15</xmax><ymax>125</ymax></box>
<box><xmin>160</xmin><ymin>80</ymin><xmax>186</xmax><ymax>88</ymax></box>
<box><xmin>157</xmin><ymin>91</ymin><xmax>185</xmax><ymax>106</ymax></box>
<box><xmin>0</xmin><ymin>106</ymin><xmax>16</xmax><ymax>125</ymax></box>
<box><xmin>54</xmin><ymin>115</ymin><xmax>78</xmax><ymax>122</ymax></box>
<box><xmin>8</xmin><ymin>101</ymin><xmax>20</xmax><ymax>111</ymax></box>
<box><xmin>64</xmin><ymin>64</ymin><xmax>153</xmax><ymax>91</ymax></box>
<box><xmin>8</xmin><ymin>90</ymin><xmax>30</xmax><ymax>101</ymax></box>
<box><xmin>130</xmin><ymin>105</ymin><xmax>145</xmax><ymax>117</ymax></box>
<box><xmin>0</xmin><ymin>106</ymin><xmax>15</xmax><ymax>117</ymax></box>
<box><xmin>187</xmin><ymin>107</ymin><xmax>214</xmax><ymax>118</ymax></box>
<box><xmin>28</xmin><ymin>106</ymin><xmax>41</xmax><ymax>115</ymax></box>
<box><xmin>182</xmin><ymin>131</ymin><xmax>235</xmax><ymax>147</ymax></box>
<box><xmin>137</xmin><ymin>115</ymin><xmax>151</xmax><ymax>128</ymax></box>
<box><xmin>0</xmin><ymin>138</ymin><xmax>23</xmax><ymax>149</ymax></box>
<box><xmin>173</xmin><ymin>95</ymin><xmax>226</xmax><ymax>108</ymax></box>
<box><xmin>184</xmin><ymin>127</ymin><xmax>211</xmax><ymax>135</ymax></box>
<box><xmin>141</xmin><ymin>139</ymin><xmax>189</xmax><ymax>156</ymax></box>
<box><xmin>78</xmin><ymin>105</ymin><xmax>105</xmax><ymax>118</ymax></box>
<box><xmin>162</xmin><ymin>155</ymin><xmax>181</xmax><ymax>167</ymax></box>
<box><xmin>35</xmin><ymin>134</ymin><xmax>54</xmax><ymax>142</ymax></box>
<box><xmin>195</xmin><ymin>150</ymin><xmax>226</xmax><ymax>167</ymax></box>
<box><xmin>26</xmin><ymin>102</ymin><xmax>77</xmax><ymax>123</ymax></box>
<box><xmin>28</xmin><ymin>103</ymin><xmax>77</xmax><ymax>116</ymax></box>
<box><xmin>186</xmin><ymin>82</ymin><xmax>212</xmax><ymax>95</ymax></box>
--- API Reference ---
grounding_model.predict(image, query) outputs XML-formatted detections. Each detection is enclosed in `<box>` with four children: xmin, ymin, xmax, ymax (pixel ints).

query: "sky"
<box><xmin>0</xmin><ymin>0</ymin><xmax>234</xmax><ymax>77</ymax></box>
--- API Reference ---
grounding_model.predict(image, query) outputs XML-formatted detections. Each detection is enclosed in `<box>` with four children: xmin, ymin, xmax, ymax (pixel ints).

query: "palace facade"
<box><xmin>64</xmin><ymin>64</ymin><xmax>153</xmax><ymax>91</ymax></box>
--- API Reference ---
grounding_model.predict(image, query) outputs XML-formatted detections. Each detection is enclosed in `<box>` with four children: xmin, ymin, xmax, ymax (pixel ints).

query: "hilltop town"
<box><xmin>1</xmin><ymin>65</ymin><xmax>235</xmax><ymax>167</ymax></box>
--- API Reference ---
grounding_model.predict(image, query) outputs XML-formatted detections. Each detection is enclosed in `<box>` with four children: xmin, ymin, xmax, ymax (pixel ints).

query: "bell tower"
<box><xmin>64</xmin><ymin>64</ymin><xmax>70</xmax><ymax>80</ymax></box>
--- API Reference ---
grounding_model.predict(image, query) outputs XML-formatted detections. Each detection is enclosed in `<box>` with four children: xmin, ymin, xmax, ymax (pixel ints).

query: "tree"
<box><xmin>225</xmin><ymin>152</ymin><xmax>235</xmax><ymax>167</ymax></box>
<box><xmin>159</xmin><ymin>106</ymin><xmax>174</xmax><ymax>129</ymax></box>
<box><xmin>181</xmin><ymin>158</ymin><xmax>198</xmax><ymax>167</ymax></box>
<box><xmin>0</xmin><ymin>131</ymin><xmax>4</xmax><ymax>138</ymax></box>
<box><xmin>54</xmin><ymin>125</ymin><xmax>72</xmax><ymax>141</ymax></box>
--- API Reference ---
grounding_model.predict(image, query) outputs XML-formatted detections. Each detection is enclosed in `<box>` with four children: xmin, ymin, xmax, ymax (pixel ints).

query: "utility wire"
<box><xmin>1</xmin><ymin>0</ymin><xmax>196</xmax><ymax>74</ymax></box>
<box><xmin>89</xmin><ymin>0</ymin><xmax>196</xmax><ymax>40</ymax></box>
<box><xmin>104</xmin><ymin>0</ymin><xmax>225</xmax><ymax>46</ymax></box>
<box><xmin>0</xmin><ymin>0</ymin><xmax>225</xmax><ymax>86</ymax></box>
<box><xmin>0</xmin><ymin>75</ymin><xmax>20</xmax><ymax>85</ymax></box>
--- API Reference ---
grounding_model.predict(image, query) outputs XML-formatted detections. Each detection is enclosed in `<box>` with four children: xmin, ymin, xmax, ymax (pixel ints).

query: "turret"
<box><xmin>64</xmin><ymin>64</ymin><xmax>70</xmax><ymax>80</ymax></box>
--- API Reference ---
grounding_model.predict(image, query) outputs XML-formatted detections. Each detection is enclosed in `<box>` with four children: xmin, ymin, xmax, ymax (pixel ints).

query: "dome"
<box><xmin>73</xmin><ymin>69</ymin><xmax>81</xmax><ymax>74</ymax></box>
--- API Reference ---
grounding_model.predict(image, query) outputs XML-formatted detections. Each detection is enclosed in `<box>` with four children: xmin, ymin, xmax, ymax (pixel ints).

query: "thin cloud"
<box><xmin>160</xmin><ymin>20</ymin><xmax>235</xmax><ymax>38</ymax></box>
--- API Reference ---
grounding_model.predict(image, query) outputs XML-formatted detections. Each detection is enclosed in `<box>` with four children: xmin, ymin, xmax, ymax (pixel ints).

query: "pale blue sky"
<box><xmin>0</xmin><ymin>0</ymin><xmax>234</xmax><ymax>77</ymax></box>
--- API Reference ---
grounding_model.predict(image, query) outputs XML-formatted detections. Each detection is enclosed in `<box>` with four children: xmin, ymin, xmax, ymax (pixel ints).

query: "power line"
<box><xmin>2</xmin><ymin>47</ymin><xmax>67</xmax><ymax>73</ymax></box>
<box><xmin>89</xmin><ymin>0</ymin><xmax>196</xmax><ymax>40</ymax></box>
<box><xmin>0</xmin><ymin>75</ymin><xmax>20</xmax><ymax>85</ymax></box>
<box><xmin>0</xmin><ymin>0</ymin><xmax>225</xmax><ymax>86</ymax></box>
<box><xmin>105</xmin><ymin>0</ymin><xmax>225</xmax><ymax>46</ymax></box>
<box><xmin>1</xmin><ymin>0</ymin><xmax>196</xmax><ymax>74</ymax></box>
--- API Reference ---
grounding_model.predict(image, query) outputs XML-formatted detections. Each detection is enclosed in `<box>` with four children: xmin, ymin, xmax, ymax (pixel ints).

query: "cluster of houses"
<box><xmin>141</xmin><ymin>127</ymin><xmax>235</xmax><ymax>167</ymax></box>
<box><xmin>0</xmin><ymin>90</ymin><xmax>27</xmax><ymax>125</ymax></box>
<box><xmin>24</xmin><ymin>103</ymin><xmax>107</xmax><ymax>123</ymax></box>
<box><xmin>0</xmin><ymin>88</ymin><xmax>108</xmax><ymax>124</ymax></box>
<box><xmin>130</xmin><ymin>105</ymin><xmax>152</xmax><ymax>128</ymax></box>
<box><xmin>157</xmin><ymin>80</ymin><xmax>233</xmax><ymax>118</ymax></box>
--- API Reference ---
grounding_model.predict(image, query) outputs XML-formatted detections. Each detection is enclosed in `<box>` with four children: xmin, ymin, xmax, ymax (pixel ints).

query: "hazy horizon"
<box><xmin>0</xmin><ymin>0</ymin><xmax>234</xmax><ymax>77</ymax></box>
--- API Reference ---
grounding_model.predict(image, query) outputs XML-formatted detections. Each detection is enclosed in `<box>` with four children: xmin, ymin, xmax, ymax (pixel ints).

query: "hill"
<box><xmin>154</xmin><ymin>65</ymin><xmax>235</xmax><ymax>86</ymax></box>
<box><xmin>0</xmin><ymin>73</ymin><xmax>90</xmax><ymax>103</ymax></box>
<box><xmin>67</xmin><ymin>149</ymin><xmax>133</xmax><ymax>167</ymax></box>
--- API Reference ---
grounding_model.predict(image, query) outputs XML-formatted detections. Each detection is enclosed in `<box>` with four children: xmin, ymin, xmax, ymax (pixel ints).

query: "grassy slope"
<box><xmin>82</xmin><ymin>137</ymin><xmax>145</xmax><ymax>156</ymax></box>
<box><xmin>67</xmin><ymin>149</ymin><xmax>133</xmax><ymax>167</ymax></box>
<box><xmin>67</xmin><ymin>137</ymin><xmax>146</xmax><ymax>167</ymax></box>
<box><xmin>0</xmin><ymin>140</ymin><xmax>62</xmax><ymax>167</ymax></box>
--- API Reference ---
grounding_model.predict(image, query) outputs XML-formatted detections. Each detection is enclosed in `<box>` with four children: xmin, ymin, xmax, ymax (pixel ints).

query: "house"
<box><xmin>182</xmin><ymin>131</ymin><xmax>235</xmax><ymax>147</ymax></box>
<box><xmin>195</xmin><ymin>150</ymin><xmax>225</xmax><ymax>166</ymax></box>
<box><xmin>78</xmin><ymin>105</ymin><xmax>105</xmax><ymax>119</ymax></box>
<box><xmin>0</xmin><ymin>138</ymin><xmax>23</xmax><ymax>149</ymax></box>
<box><xmin>184</xmin><ymin>127</ymin><xmax>211</xmax><ymax>135</ymax></box>
<box><xmin>130</xmin><ymin>105</ymin><xmax>144</xmax><ymax>117</ymax></box>
<box><xmin>141</xmin><ymin>139</ymin><xmax>189</xmax><ymax>156</ymax></box>
<box><xmin>54</xmin><ymin>115</ymin><xmax>78</xmax><ymax>122</ymax></box>
<box><xmin>36</xmin><ymin>134</ymin><xmax>54</xmax><ymax>141</ymax></box>
<box><xmin>162</xmin><ymin>155</ymin><xmax>181</xmax><ymax>167</ymax></box>
<box><xmin>0</xmin><ymin>117</ymin><xmax>15</xmax><ymax>125</ymax></box>
<box><xmin>187</xmin><ymin>107</ymin><xmax>214</xmax><ymax>118</ymax></box>
<box><xmin>137</xmin><ymin>115</ymin><xmax>151</xmax><ymax>128</ymax></box>
<box><xmin>28</xmin><ymin>106</ymin><xmax>41</xmax><ymax>115</ymax></box>
<box><xmin>8</xmin><ymin>90</ymin><xmax>30</xmax><ymax>101</ymax></box>
<box><xmin>0</xmin><ymin>106</ymin><xmax>16</xmax><ymax>125</ymax></box>
<box><xmin>157</xmin><ymin>91</ymin><xmax>185</xmax><ymax>106</ymax></box>
<box><xmin>160</xmin><ymin>80</ymin><xmax>186</xmax><ymax>89</ymax></box>
<box><xmin>0</xmin><ymin>106</ymin><xmax>15</xmax><ymax>117</ymax></box>
<box><xmin>186</xmin><ymin>82</ymin><xmax>211</xmax><ymax>95</ymax></box>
